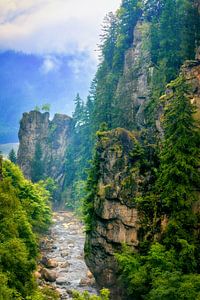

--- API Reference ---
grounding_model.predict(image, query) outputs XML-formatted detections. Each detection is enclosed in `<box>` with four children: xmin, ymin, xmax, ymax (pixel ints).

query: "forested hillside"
<box><xmin>76</xmin><ymin>0</ymin><xmax>200</xmax><ymax>299</ymax></box>
<box><xmin>0</xmin><ymin>157</ymin><xmax>56</xmax><ymax>299</ymax></box>
<box><xmin>2</xmin><ymin>0</ymin><xmax>200</xmax><ymax>299</ymax></box>
<box><xmin>63</xmin><ymin>0</ymin><xmax>200</xmax><ymax>208</ymax></box>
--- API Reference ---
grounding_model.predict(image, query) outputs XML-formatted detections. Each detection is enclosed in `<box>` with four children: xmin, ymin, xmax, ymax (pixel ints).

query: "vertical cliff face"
<box><xmin>85</xmin><ymin>128</ymin><xmax>143</xmax><ymax>299</ymax></box>
<box><xmin>156</xmin><ymin>52</ymin><xmax>200</xmax><ymax>136</ymax></box>
<box><xmin>84</xmin><ymin>19</ymin><xmax>152</xmax><ymax>299</ymax></box>
<box><xmin>17</xmin><ymin>111</ymin><xmax>72</xmax><ymax>188</ymax></box>
<box><xmin>114</xmin><ymin>20</ymin><xmax>152</xmax><ymax>129</ymax></box>
<box><xmin>182</xmin><ymin>60</ymin><xmax>200</xmax><ymax>120</ymax></box>
<box><xmin>17</xmin><ymin>111</ymin><xmax>49</xmax><ymax>179</ymax></box>
<box><xmin>85</xmin><ymin>12</ymin><xmax>200</xmax><ymax>297</ymax></box>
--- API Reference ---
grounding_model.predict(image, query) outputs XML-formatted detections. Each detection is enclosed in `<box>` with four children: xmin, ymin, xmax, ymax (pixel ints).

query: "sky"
<box><xmin>0</xmin><ymin>0</ymin><xmax>121</xmax><ymax>59</ymax></box>
<box><xmin>0</xmin><ymin>0</ymin><xmax>122</xmax><ymax>143</ymax></box>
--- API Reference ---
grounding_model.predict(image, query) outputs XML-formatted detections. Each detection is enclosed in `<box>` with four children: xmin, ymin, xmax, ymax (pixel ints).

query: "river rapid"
<box><xmin>38</xmin><ymin>211</ymin><xmax>97</xmax><ymax>299</ymax></box>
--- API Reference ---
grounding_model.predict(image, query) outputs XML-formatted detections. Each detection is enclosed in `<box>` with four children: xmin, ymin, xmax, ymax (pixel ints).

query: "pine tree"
<box><xmin>8</xmin><ymin>148</ymin><xmax>17</xmax><ymax>164</ymax></box>
<box><xmin>115</xmin><ymin>76</ymin><xmax>200</xmax><ymax>299</ymax></box>
<box><xmin>99</xmin><ymin>12</ymin><xmax>118</xmax><ymax>66</ymax></box>
<box><xmin>114</xmin><ymin>0</ymin><xmax>142</xmax><ymax>71</ymax></box>
<box><xmin>73</xmin><ymin>93</ymin><xmax>84</xmax><ymax>130</ymax></box>
<box><xmin>157</xmin><ymin>76</ymin><xmax>200</xmax><ymax>213</ymax></box>
<box><xmin>31</xmin><ymin>143</ymin><xmax>44</xmax><ymax>182</ymax></box>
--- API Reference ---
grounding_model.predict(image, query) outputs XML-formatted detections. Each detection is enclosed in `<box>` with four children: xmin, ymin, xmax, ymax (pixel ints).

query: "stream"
<box><xmin>38</xmin><ymin>211</ymin><xmax>97</xmax><ymax>299</ymax></box>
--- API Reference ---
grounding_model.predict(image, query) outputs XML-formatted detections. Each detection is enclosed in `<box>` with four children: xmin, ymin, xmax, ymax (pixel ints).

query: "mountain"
<box><xmin>7</xmin><ymin>0</ymin><xmax>200</xmax><ymax>299</ymax></box>
<box><xmin>0</xmin><ymin>50</ymin><xmax>95</xmax><ymax>143</ymax></box>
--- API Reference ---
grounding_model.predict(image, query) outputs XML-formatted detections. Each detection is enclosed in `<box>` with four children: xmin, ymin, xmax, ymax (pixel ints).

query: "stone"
<box><xmin>60</xmin><ymin>261</ymin><xmax>70</xmax><ymax>268</ymax></box>
<box><xmin>115</xmin><ymin>20</ymin><xmax>151</xmax><ymax>129</ymax></box>
<box><xmin>56</xmin><ymin>277</ymin><xmax>69</xmax><ymax>285</ymax></box>
<box><xmin>195</xmin><ymin>47</ymin><xmax>200</xmax><ymax>60</ymax></box>
<box><xmin>34</xmin><ymin>271</ymin><xmax>41</xmax><ymax>279</ymax></box>
<box><xmin>41</xmin><ymin>256</ymin><xmax>58</xmax><ymax>269</ymax></box>
<box><xmin>46</xmin><ymin>258</ymin><xmax>59</xmax><ymax>268</ymax></box>
<box><xmin>66</xmin><ymin>289</ymin><xmax>73</xmax><ymax>296</ymax></box>
<box><xmin>17</xmin><ymin>111</ymin><xmax>72</xmax><ymax>196</ymax></box>
<box><xmin>61</xmin><ymin>251</ymin><xmax>69</xmax><ymax>257</ymax></box>
<box><xmin>85</xmin><ymin>128</ymin><xmax>142</xmax><ymax>299</ymax></box>
<box><xmin>79</xmin><ymin>278</ymin><xmax>92</xmax><ymax>286</ymax></box>
<box><xmin>52</xmin><ymin>245</ymin><xmax>58</xmax><ymax>250</ymax></box>
<box><xmin>41</xmin><ymin>268</ymin><xmax>57</xmax><ymax>282</ymax></box>
<box><xmin>87</xmin><ymin>271</ymin><xmax>93</xmax><ymax>279</ymax></box>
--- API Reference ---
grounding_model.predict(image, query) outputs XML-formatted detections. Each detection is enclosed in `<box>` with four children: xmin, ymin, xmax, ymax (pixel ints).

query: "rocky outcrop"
<box><xmin>17</xmin><ymin>111</ymin><xmax>72</xmax><ymax>188</ymax></box>
<box><xmin>181</xmin><ymin>59</ymin><xmax>200</xmax><ymax>121</ymax></box>
<box><xmin>85</xmin><ymin>20</ymin><xmax>200</xmax><ymax>299</ymax></box>
<box><xmin>155</xmin><ymin>54</ymin><xmax>200</xmax><ymax>136</ymax></box>
<box><xmin>115</xmin><ymin>21</ymin><xmax>152</xmax><ymax>129</ymax></box>
<box><xmin>85</xmin><ymin>20</ymin><xmax>152</xmax><ymax>299</ymax></box>
<box><xmin>85</xmin><ymin>128</ymin><xmax>143</xmax><ymax>299</ymax></box>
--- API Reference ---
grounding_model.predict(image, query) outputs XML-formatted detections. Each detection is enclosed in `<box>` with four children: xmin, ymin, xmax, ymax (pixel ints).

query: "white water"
<box><xmin>40</xmin><ymin>211</ymin><xmax>97</xmax><ymax>299</ymax></box>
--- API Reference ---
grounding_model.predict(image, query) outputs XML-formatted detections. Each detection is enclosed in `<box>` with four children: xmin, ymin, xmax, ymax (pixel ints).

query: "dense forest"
<box><xmin>1</xmin><ymin>0</ymin><xmax>200</xmax><ymax>299</ymax></box>
<box><xmin>63</xmin><ymin>0</ymin><xmax>200</xmax><ymax>208</ymax></box>
<box><xmin>0</xmin><ymin>157</ymin><xmax>55</xmax><ymax>299</ymax></box>
<box><xmin>66</xmin><ymin>0</ymin><xmax>200</xmax><ymax>299</ymax></box>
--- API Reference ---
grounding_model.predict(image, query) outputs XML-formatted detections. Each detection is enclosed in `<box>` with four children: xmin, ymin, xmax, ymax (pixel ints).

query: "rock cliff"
<box><xmin>85</xmin><ymin>16</ymin><xmax>200</xmax><ymax>298</ymax></box>
<box><xmin>181</xmin><ymin>59</ymin><xmax>200</xmax><ymax>121</ymax></box>
<box><xmin>156</xmin><ymin>55</ymin><xmax>200</xmax><ymax>135</ymax></box>
<box><xmin>17</xmin><ymin>111</ymin><xmax>72</xmax><ymax>191</ymax></box>
<box><xmin>85</xmin><ymin>128</ymin><xmax>143</xmax><ymax>299</ymax></box>
<box><xmin>114</xmin><ymin>20</ymin><xmax>152</xmax><ymax>129</ymax></box>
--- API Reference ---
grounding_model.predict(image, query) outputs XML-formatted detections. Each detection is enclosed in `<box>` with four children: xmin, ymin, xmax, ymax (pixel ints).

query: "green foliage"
<box><xmin>31</xmin><ymin>142</ymin><xmax>45</xmax><ymax>183</ymax></box>
<box><xmin>82</xmin><ymin>148</ymin><xmax>101</xmax><ymax>232</ymax></box>
<box><xmin>42</xmin><ymin>103</ymin><xmax>51</xmax><ymax>112</ymax></box>
<box><xmin>157</xmin><ymin>77</ymin><xmax>200</xmax><ymax>213</ymax></box>
<box><xmin>116</xmin><ymin>243</ymin><xmax>200</xmax><ymax>299</ymax></box>
<box><xmin>116</xmin><ymin>76</ymin><xmax>200</xmax><ymax>298</ymax></box>
<box><xmin>8</xmin><ymin>148</ymin><xmax>17</xmax><ymax>164</ymax></box>
<box><xmin>143</xmin><ymin>0</ymin><xmax>200</xmax><ymax>128</ymax></box>
<box><xmin>93</xmin><ymin>0</ymin><xmax>142</xmax><ymax>131</ymax></box>
<box><xmin>63</xmin><ymin>93</ymin><xmax>94</xmax><ymax>209</ymax></box>
<box><xmin>34</xmin><ymin>106</ymin><xmax>40</xmax><ymax>112</ymax></box>
<box><xmin>114</xmin><ymin>0</ymin><xmax>142</xmax><ymax>71</ymax></box>
<box><xmin>0</xmin><ymin>272</ymin><xmax>16</xmax><ymax>300</ymax></box>
<box><xmin>34</xmin><ymin>104</ymin><xmax>51</xmax><ymax>112</ymax></box>
<box><xmin>72</xmin><ymin>289</ymin><xmax>110</xmax><ymax>300</ymax></box>
<box><xmin>148</xmin><ymin>0</ymin><xmax>200</xmax><ymax>99</ymax></box>
<box><xmin>0</xmin><ymin>160</ymin><xmax>52</xmax><ymax>299</ymax></box>
<box><xmin>3</xmin><ymin>160</ymin><xmax>51</xmax><ymax>233</ymax></box>
<box><xmin>64</xmin><ymin>0</ymin><xmax>144</xmax><ymax>210</ymax></box>
<box><xmin>39</xmin><ymin>177</ymin><xmax>58</xmax><ymax>201</ymax></box>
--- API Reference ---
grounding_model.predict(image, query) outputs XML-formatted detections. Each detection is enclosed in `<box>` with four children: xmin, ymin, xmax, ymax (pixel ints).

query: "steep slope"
<box><xmin>114</xmin><ymin>20</ymin><xmax>152</xmax><ymax>129</ymax></box>
<box><xmin>83</xmin><ymin>1</ymin><xmax>200</xmax><ymax>299</ymax></box>
<box><xmin>84</xmin><ymin>128</ymin><xmax>143</xmax><ymax>299</ymax></box>
<box><xmin>85</xmin><ymin>52</ymin><xmax>200</xmax><ymax>300</ymax></box>
<box><xmin>17</xmin><ymin>111</ymin><xmax>72</xmax><ymax>196</ymax></box>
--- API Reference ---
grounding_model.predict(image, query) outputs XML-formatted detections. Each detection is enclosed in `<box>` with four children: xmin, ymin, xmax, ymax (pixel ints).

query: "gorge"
<box><xmin>1</xmin><ymin>1</ymin><xmax>200</xmax><ymax>300</ymax></box>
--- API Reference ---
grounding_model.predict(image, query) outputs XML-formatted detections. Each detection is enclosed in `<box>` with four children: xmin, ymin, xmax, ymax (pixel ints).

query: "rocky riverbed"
<box><xmin>37</xmin><ymin>211</ymin><xmax>97</xmax><ymax>299</ymax></box>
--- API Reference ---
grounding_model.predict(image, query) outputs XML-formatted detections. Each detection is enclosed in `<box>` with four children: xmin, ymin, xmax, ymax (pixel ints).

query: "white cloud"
<box><xmin>0</xmin><ymin>0</ymin><xmax>121</xmax><ymax>60</ymax></box>
<box><xmin>40</xmin><ymin>55</ymin><xmax>61</xmax><ymax>73</ymax></box>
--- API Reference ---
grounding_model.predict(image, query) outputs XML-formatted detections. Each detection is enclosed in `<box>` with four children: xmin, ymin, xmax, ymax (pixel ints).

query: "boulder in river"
<box><xmin>41</xmin><ymin>256</ymin><xmax>58</xmax><ymax>268</ymax></box>
<box><xmin>60</xmin><ymin>261</ymin><xmax>70</xmax><ymax>268</ymax></box>
<box><xmin>41</xmin><ymin>268</ymin><xmax>58</xmax><ymax>282</ymax></box>
<box><xmin>56</xmin><ymin>277</ymin><xmax>70</xmax><ymax>285</ymax></box>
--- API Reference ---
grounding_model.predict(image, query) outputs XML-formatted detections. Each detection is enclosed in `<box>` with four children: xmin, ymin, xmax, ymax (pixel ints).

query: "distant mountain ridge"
<box><xmin>0</xmin><ymin>50</ymin><xmax>94</xmax><ymax>143</ymax></box>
